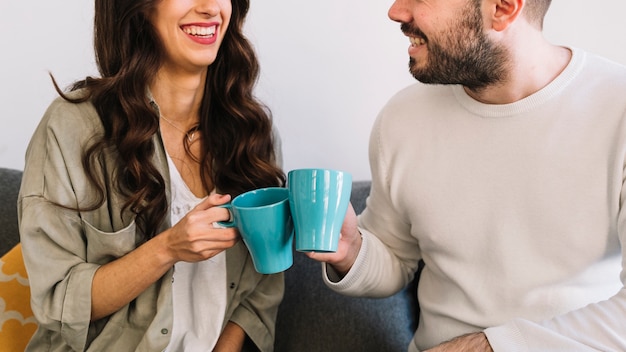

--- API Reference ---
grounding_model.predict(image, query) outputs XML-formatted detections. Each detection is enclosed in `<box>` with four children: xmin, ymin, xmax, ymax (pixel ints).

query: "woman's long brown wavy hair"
<box><xmin>56</xmin><ymin>0</ymin><xmax>285</xmax><ymax>239</ymax></box>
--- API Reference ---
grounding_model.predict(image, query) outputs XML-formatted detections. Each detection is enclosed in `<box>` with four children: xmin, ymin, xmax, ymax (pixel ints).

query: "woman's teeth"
<box><xmin>183</xmin><ymin>25</ymin><xmax>216</xmax><ymax>37</ymax></box>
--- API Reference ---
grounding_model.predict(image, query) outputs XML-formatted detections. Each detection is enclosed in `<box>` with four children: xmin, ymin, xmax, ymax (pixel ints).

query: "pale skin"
<box><xmin>91</xmin><ymin>0</ymin><xmax>248</xmax><ymax>350</ymax></box>
<box><xmin>308</xmin><ymin>0</ymin><xmax>572</xmax><ymax>351</ymax></box>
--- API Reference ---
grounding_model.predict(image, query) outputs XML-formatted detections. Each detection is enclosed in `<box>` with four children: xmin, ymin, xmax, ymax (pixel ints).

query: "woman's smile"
<box><xmin>181</xmin><ymin>23</ymin><xmax>219</xmax><ymax>45</ymax></box>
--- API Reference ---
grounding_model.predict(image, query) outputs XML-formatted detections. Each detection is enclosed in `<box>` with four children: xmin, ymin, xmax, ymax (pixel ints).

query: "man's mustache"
<box><xmin>400</xmin><ymin>23</ymin><xmax>427</xmax><ymax>42</ymax></box>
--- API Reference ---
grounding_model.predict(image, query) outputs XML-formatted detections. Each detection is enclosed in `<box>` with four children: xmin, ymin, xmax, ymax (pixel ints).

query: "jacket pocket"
<box><xmin>83</xmin><ymin>220</ymin><xmax>137</xmax><ymax>264</ymax></box>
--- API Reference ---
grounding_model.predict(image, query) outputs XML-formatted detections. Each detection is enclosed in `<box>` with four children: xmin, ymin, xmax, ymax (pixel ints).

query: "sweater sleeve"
<box><xmin>484</xmin><ymin>289</ymin><xmax>626</xmax><ymax>351</ymax></box>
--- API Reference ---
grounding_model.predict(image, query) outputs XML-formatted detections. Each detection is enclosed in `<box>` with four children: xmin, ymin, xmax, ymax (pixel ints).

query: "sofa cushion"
<box><xmin>0</xmin><ymin>168</ymin><xmax>22</xmax><ymax>256</ymax></box>
<box><xmin>0</xmin><ymin>243</ymin><xmax>37</xmax><ymax>351</ymax></box>
<box><xmin>275</xmin><ymin>252</ymin><xmax>418</xmax><ymax>352</ymax></box>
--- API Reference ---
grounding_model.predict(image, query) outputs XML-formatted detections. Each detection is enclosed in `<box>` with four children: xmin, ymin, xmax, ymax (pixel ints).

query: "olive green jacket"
<box><xmin>18</xmin><ymin>91</ymin><xmax>284</xmax><ymax>351</ymax></box>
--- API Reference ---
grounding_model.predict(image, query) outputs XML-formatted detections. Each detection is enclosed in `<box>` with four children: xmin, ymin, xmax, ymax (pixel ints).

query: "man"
<box><xmin>307</xmin><ymin>0</ymin><xmax>626</xmax><ymax>351</ymax></box>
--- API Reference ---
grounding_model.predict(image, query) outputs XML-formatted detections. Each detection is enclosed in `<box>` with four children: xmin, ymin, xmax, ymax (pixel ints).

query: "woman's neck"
<box><xmin>150</xmin><ymin>67</ymin><xmax>207</xmax><ymax>125</ymax></box>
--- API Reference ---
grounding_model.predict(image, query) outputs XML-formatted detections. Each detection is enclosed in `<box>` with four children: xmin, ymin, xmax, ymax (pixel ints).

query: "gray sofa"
<box><xmin>0</xmin><ymin>167</ymin><xmax>419</xmax><ymax>352</ymax></box>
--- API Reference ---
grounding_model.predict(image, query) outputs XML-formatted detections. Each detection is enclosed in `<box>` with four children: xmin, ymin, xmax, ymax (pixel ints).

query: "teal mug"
<box><xmin>288</xmin><ymin>168</ymin><xmax>352</xmax><ymax>252</ymax></box>
<box><xmin>219</xmin><ymin>187</ymin><xmax>294</xmax><ymax>274</ymax></box>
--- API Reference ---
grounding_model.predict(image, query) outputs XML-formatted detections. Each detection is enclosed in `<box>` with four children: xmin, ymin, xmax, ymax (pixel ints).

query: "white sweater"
<box><xmin>325</xmin><ymin>48</ymin><xmax>626</xmax><ymax>351</ymax></box>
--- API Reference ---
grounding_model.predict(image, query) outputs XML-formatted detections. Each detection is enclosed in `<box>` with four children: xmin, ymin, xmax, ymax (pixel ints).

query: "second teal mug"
<box><xmin>288</xmin><ymin>168</ymin><xmax>352</xmax><ymax>252</ymax></box>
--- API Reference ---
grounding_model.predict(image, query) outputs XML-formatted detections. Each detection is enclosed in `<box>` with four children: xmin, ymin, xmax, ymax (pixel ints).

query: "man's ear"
<box><xmin>488</xmin><ymin>0</ymin><xmax>524</xmax><ymax>32</ymax></box>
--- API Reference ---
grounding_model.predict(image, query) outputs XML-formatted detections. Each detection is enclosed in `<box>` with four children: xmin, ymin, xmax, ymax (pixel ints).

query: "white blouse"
<box><xmin>164</xmin><ymin>154</ymin><xmax>227</xmax><ymax>352</ymax></box>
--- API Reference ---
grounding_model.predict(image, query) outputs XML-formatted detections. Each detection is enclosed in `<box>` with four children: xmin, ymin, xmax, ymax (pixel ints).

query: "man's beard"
<box><xmin>403</xmin><ymin>4</ymin><xmax>509</xmax><ymax>91</ymax></box>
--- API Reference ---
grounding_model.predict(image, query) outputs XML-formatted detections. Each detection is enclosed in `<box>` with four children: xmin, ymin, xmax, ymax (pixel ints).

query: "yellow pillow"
<box><xmin>0</xmin><ymin>244</ymin><xmax>37</xmax><ymax>352</ymax></box>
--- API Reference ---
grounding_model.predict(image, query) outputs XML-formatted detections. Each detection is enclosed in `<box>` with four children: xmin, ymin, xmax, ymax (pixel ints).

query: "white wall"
<box><xmin>0</xmin><ymin>0</ymin><xmax>96</xmax><ymax>170</ymax></box>
<box><xmin>2</xmin><ymin>1</ymin><xmax>626</xmax><ymax>181</ymax></box>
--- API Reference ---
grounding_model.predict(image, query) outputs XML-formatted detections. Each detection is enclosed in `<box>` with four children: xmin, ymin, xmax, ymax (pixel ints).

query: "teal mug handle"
<box><xmin>216</xmin><ymin>204</ymin><xmax>236</xmax><ymax>228</ymax></box>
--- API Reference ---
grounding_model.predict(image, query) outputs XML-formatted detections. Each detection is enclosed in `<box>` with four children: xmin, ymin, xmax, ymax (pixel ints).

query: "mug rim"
<box><xmin>288</xmin><ymin>168</ymin><xmax>348</xmax><ymax>175</ymax></box>
<box><xmin>231</xmin><ymin>186</ymin><xmax>289</xmax><ymax>209</ymax></box>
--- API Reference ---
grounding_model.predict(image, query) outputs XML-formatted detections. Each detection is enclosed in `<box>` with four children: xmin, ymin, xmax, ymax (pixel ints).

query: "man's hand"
<box><xmin>305</xmin><ymin>202</ymin><xmax>361</xmax><ymax>276</ymax></box>
<box><xmin>425</xmin><ymin>332</ymin><xmax>493</xmax><ymax>352</ymax></box>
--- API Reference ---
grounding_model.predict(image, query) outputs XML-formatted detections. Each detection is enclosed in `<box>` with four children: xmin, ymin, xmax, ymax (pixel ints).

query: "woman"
<box><xmin>18</xmin><ymin>0</ymin><xmax>285</xmax><ymax>351</ymax></box>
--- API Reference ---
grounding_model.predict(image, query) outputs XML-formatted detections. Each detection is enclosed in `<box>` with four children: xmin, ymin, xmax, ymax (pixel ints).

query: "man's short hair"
<box><xmin>524</xmin><ymin>0</ymin><xmax>552</xmax><ymax>29</ymax></box>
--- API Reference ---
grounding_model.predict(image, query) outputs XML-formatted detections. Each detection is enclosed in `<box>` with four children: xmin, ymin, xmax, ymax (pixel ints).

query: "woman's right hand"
<box><xmin>163</xmin><ymin>193</ymin><xmax>240</xmax><ymax>263</ymax></box>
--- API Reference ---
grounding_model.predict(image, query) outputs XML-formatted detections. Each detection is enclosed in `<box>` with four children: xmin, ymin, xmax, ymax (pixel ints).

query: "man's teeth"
<box><xmin>183</xmin><ymin>26</ymin><xmax>216</xmax><ymax>37</ymax></box>
<box><xmin>410</xmin><ymin>36</ymin><xmax>426</xmax><ymax>46</ymax></box>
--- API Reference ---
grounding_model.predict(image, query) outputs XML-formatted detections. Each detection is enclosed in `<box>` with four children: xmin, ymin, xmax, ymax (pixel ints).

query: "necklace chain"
<box><xmin>160</xmin><ymin>115</ymin><xmax>198</xmax><ymax>143</ymax></box>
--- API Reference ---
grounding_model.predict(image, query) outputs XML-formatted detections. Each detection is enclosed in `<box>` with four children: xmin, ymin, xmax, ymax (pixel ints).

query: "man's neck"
<box><xmin>465</xmin><ymin>41</ymin><xmax>572</xmax><ymax>105</ymax></box>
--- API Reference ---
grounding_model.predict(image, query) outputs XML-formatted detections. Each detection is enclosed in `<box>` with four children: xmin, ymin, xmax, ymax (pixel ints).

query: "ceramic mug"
<box><xmin>219</xmin><ymin>187</ymin><xmax>294</xmax><ymax>274</ymax></box>
<box><xmin>287</xmin><ymin>168</ymin><xmax>352</xmax><ymax>252</ymax></box>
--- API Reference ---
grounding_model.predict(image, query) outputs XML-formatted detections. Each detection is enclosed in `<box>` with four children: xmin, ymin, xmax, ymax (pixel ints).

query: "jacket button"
<box><xmin>161</xmin><ymin>329</ymin><xmax>169</xmax><ymax>335</ymax></box>
<box><xmin>230</xmin><ymin>282</ymin><xmax>236</xmax><ymax>289</ymax></box>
